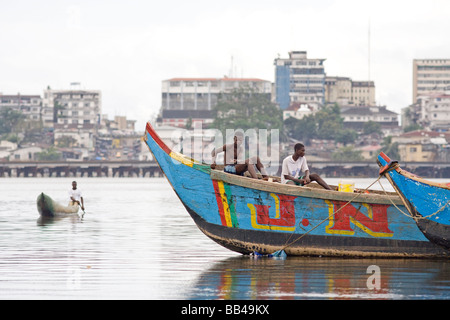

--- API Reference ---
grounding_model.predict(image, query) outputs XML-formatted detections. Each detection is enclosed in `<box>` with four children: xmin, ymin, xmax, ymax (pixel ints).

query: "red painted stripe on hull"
<box><xmin>146</xmin><ymin>122</ymin><xmax>171</xmax><ymax>155</ymax></box>
<box><xmin>212</xmin><ymin>180</ymin><xmax>228</xmax><ymax>226</ymax></box>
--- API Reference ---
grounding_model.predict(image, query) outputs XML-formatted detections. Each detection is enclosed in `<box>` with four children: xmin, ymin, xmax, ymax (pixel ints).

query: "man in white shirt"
<box><xmin>69</xmin><ymin>181</ymin><xmax>85</xmax><ymax>210</ymax></box>
<box><xmin>281</xmin><ymin>143</ymin><xmax>332</xmax><ymax>190</ymax></box>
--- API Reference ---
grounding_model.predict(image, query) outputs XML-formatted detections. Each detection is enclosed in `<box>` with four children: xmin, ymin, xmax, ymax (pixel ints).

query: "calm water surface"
<box><xmin>0</xmin><ymin>177</ymin><xmax>449</xmax><ymax>300</ymax></box>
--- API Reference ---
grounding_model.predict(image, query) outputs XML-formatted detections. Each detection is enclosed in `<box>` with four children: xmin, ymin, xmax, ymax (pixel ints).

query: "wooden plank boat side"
<box><xmin>378</xmin><ymin>152</ymin><xmax>450</xmax><ymax>250</ymax></box>
<box><xmin>144</xmin><ymin>123</ymin><xmax>448</xmax><ymax>257</ymax></box>
<box><xmin>36</xmin><ymin>192</ymin><xmax>79</xmax><ymax>217</ymax></box>
<box><xmin>210</xmin><ymin>170</ymin><xmax>403</xmax><ymax>206</ymax></box>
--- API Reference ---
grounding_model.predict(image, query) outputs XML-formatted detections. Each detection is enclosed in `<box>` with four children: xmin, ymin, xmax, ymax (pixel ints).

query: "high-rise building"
<box><xmin>274</xmin><ymin>51</ymin><xmax>326</xmax><ymax>110</ymax></box>
<box><xmin>42</xmin><ymin>86</ymin><xmax>101</xmax><ymax>150</ymax></box>
<box><xmin>43</xmin><ymin>88</ymin><xmax>101</xmax><ymax>126</ymax></box>
<box><xmin>413</xmin><ymin>59</ymin><xmax>450</xmax><ymax>103</ymax></box>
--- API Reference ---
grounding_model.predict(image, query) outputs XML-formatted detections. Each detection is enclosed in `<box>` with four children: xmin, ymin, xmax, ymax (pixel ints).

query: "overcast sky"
<box><xmin>1</xmin><ymin>0</ymin><xmax>450</xmax><ymax>131</ymax></box>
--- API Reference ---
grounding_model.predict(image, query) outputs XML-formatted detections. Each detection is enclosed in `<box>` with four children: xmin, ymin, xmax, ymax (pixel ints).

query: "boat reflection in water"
<box><xmin>188</xmin><ymin>256</ymin><xmax>450</xmax><ymax>300</ymax></box>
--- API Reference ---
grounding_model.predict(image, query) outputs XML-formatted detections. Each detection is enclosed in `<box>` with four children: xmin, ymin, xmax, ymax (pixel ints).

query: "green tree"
<box><xmin>314</xmin><ymin>104</ymin><xmax>344</xmax><ymax>140</ymax></box>
<box><xmin>0</xmin><ymin>107</ymin><xmax>25</xmax><ymax>135</ymax></box>
<box><xmin>381</xmin><ymin>136</ymin><xmax>400</xmax><ymax>160</ymax></box>
<box><xmin>284</xmin><ymin>115</ymin><xmax>317</xmax><ymax>145</ymax></box>
<box><xmin>55</xmin><ymin>135</ymin><xmax>78</xmax><ymax>148</ymax></box>
<box><xmin>335</xmin><ymin>129</ymin><xmax>358</xmax><ymax>145</ymax></box>
<box><xmin>36</xmin><ymin>147</ymin><xmax>61</xmax><ymax>161</ymax></box>
<box><xmin>363</xmin><ymin>121</ymin><xmax>382</xmax><ymax>135</ymax></box>
<box><xmin>403</xmin><ymin>124</ymin><xmax>422</xmax><ymax>133</ymax></box>
<box><xmin>212</xmin><ymin>88</ymin><xmax>283</xmax><ymax>135</ymax></box>
<box><xmin>53</xmin><ymin>101</ymin><xmax>66</xmax><ymax>122</ymax></box>
<box><xmin>331</xmin><ymin>146</ymin><xmax>363</xmax><ymax>161</ymax></box>
<box><xmin>284</xmin><ymin>103</ymin><xmax>358</xmax><ymax>145</ymax></box>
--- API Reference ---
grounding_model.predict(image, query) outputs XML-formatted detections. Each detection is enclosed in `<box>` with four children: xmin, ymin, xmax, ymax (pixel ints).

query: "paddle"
<box><xmin>79</xmin><ymin>204</ymin><xmax>86</xmax><ymax>218</ymax></box>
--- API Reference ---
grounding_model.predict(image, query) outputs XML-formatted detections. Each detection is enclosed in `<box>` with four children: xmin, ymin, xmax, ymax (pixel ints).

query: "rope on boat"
<box><xmin>270</xmin><ymin>160</ymin><xmax>448</xmax><ymax>256</ymax></box>
<box><xmin>274</xmin><ymin>175</ymin><xmax>383</xmax><ymax>255</ymax></box>
<box><xmin>378</xmin><ymin>181</ymin><xmax>450</xmax><ymax>222</ymax></box>
<box><xmin>378</xmin><ymin>161</ymin><xmax>450</xmax><ymax>222</ymax></box>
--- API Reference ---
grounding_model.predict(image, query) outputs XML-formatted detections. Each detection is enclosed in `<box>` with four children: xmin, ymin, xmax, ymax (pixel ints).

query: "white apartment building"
<box><xmin>161</xmin><ymin>77</ymin><xmax>271</xmax><ymax>127</ymax></box>
<box><xmin>43</xmin><ymin>88</ymin><xmax>101</xmax><ymax>126</ymax></box>
<box><xmin>413</xmin><ymin>59</ymin><xmax>450</xmax><ymax>103</ymax></box>
<box><xmin>43</xmin><ymin>87</ymin><xmax>101</xmax><ymax>152</ymax></box>
<box><xmin>274</xmin><ymin>51</ymin><xmax>326</xmax><ymax>110</ymax></box>
<box><xmin>413</xmin><ymin>93</ymin><xmax>450</xmax><ymax>131</ymax></box>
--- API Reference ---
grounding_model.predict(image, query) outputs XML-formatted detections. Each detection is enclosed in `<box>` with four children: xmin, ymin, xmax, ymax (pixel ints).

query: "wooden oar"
<box><xmin>79</xmin><ymin>204</ymin><xmax>86</xmax><ymax>218</ymax></box>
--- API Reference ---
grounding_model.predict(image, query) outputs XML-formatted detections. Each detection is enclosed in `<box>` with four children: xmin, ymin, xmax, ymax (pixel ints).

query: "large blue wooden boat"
<box><xmin>144</xmin><ymin>123</ymin><xmax>448</xmax><ymax>257</ymax></box>
<box><xmin>378</xmin><ymin>152</ymin><xmax>450</xmax><ymax>250</ymax></box>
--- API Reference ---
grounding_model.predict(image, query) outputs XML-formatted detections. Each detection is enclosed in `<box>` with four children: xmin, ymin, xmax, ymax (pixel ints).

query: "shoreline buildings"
<box><xmin>274</xmin><ymin>51</ymin><xmax>375</xmax><ymax>110</ymax></box>
<box><xmin>1</xmin><ymin>85</ymin><xmax>144</xmax><ymax>161</ymax></box>
<box><xmin>404</xmin><ymin>59</ymin><xmax>450</xmax><ymax>131</ymax></box>
<box><xmin>413</xmin><ymin>59</ymin><xmax>450</xmax><ymax>103</ymax></box>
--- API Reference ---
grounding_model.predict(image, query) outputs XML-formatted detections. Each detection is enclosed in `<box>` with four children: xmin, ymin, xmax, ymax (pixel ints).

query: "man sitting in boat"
<box><xmin>210</xmin><ymin>131</ymin><xmax>269</xmax><ymax>179</ymax></box>
<box><xmin>69</xmin><ymin>180</ymin><xmax>85</xmax><ymax>210</ymax></box>
<box><xmin>281</xmin><ymin>143</ymin><xmax>332</xmax><ymax>190</ymax></box>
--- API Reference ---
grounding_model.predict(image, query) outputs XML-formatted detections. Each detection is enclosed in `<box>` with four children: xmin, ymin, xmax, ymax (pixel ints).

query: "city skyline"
<box><xmin>1</xmin><ymin>0</ymin><xmax>450</xmax><ymax>130</ymax></box>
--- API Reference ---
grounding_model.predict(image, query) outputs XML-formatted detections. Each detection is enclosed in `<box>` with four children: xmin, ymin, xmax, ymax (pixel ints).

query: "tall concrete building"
<box><xmin>43</xmin><ymin>87</ymin><xmax>101</xmax><ymax>126</ymax></box>
<box><xmin>274</xmin><ymin>51</ymin><xmax>326</xmax><ymax>110</ymax></box>
<box><xmin>413</xmin><ymin>59</ymin><xmax>450</xmax><ymax>103</ymax></box>
<box><xmin>161</xmin><ymin>77</ymin><xmax>271</xmax><ymax>127</ymax></box>
<box><xmin>42</xmin><ymin>86</ymin><xmax>101</xmax><ymax>150</ymax></box>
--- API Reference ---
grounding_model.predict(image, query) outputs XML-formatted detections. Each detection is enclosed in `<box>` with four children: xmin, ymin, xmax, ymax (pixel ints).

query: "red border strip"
<box><xmin>146</xmin><ymin>122</ymin><xmax>172</xmax><ymax>155</ymax></box>
<box><xmin>379</xmin><ymin>152</ymin><xmax>391</xmax><ymax>163</ymax></box>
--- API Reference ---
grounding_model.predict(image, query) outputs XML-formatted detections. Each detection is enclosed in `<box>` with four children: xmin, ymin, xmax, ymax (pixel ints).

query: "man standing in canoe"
<box><xmin>211</xmin><ymin>131</ymin><xmax>269</xmax><ymax>179</ymax></box>
<box><xmin>282</xmin><ymin>143</ymin><xmax>332</xmax><ymax>190</ymax></box>
<box><xmin>69</xmin><ymin>181</ymin><xmax>85</xmax><ymax>210</ymax></box>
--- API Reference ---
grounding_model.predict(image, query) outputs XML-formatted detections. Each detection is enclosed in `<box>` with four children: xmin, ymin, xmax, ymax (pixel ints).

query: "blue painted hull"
<box><xmin>144</xmin><ymin>123</ymin><xmax>448</xmax><ymax>257</ymax></box>
<box><xmin>378</xmin><ymin>152</ymin><xmax>450</xmax><ymax>250</ymax></box>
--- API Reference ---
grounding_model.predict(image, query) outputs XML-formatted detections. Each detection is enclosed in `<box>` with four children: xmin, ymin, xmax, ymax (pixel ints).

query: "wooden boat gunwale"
<box><xmin>144</xmin><ymin>122</ymin><xmax>401</xmax><ymax>205</ymax></box>
<box><xmin>210</xmin><ymin>170</ymin><xmax>402</xmax><ymax>205</ymax></box>
<box><xmin>379</xmin><ymin>156</ymin><xmax>450</xmax><ymax>191</ymax></box>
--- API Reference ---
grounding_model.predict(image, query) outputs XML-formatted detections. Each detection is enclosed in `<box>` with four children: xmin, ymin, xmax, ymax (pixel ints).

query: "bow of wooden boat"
<box><xmin>377</xmin><ymin>152</ymin><xmax>450</xmax><ymax>251</ymax></box>
<box><xmin>37</xmin><ymin>192</ymin><xmax>54</xmax><ymax>217</ymax></box>
<box><xmin>36</xmin><ymin>192</ymin><xmax>79</xmax><ymax>217</ymax></box>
